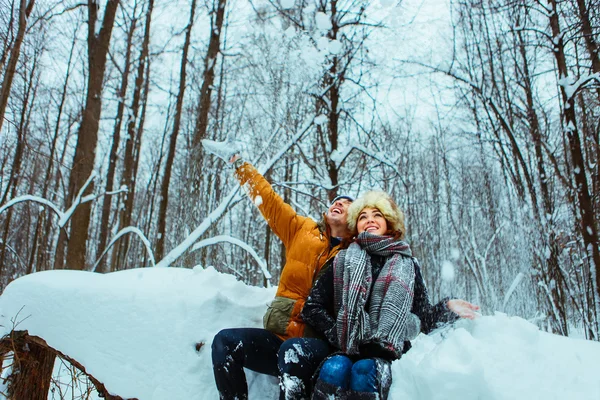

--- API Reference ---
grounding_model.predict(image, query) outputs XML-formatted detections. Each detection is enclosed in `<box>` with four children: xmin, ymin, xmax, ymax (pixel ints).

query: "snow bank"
<box><xmin>1</xmin><ymin>268</ymin><xmax>599</xmax><ymax>400</ymax></box>
<box><xmin>392</xmin><ymin>314</ymin><xmax>600</xmax><ymax>399</ymax></box>
<box><xmin>0</xmin><ymin>267</ymin><xmax>277</xmax><ymax>399</ymax></box>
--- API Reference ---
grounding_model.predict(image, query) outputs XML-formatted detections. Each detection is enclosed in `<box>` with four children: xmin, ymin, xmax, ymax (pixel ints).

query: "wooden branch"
<box><xmin>0</xmin><ymin>330</ymin><xmax>137</xmax><ymax>400</ymax></box>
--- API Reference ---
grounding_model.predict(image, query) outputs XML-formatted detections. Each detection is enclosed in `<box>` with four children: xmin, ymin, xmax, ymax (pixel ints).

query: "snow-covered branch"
<box><xmin>191</xmin><ymin>235</ymin><xmax>271</xmax><ymax>285</ymax></box>
<box><xmin>330</xmin><ymin>144</ymin><xmax>400</xmax><ymax>172</ymax></box>
<box><xmin>0</xmin><ymin>195</ymin><xmax>65</xmax><ymax>221</ymax></box>
<box><xmin>0</xmin><ymin>172</ymin><xmax>124</xmax><ymax>230</ymax></box>
<box><xmin>558</xmin><ymin>73</ymin><xmax>600</xmax><ymax>101</ymax></box>
<box><xmin>0</xmin><ymin>239</ymin><xmax>28</xmax><ymax>271</ymax></box>
<box><xmin>93</xmin><ymin>227</ymin><xmax>156</xmax><ymax>271</ymax></box>
<box><xmin>59</xmin><ymin>172</ymin><xmax>97</xmax><ymax>227</ymax></box>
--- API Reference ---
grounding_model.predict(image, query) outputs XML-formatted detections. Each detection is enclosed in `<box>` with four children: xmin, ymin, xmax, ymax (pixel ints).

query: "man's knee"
<box><xmin>212</xmin><ymin>328</ymin><xmax>241</xmax><ymax>364</ymax></box>
<box><xmin>278</xmin><ymin>338</ymin><xmax>304</xmax><ymax>373</ymax></box>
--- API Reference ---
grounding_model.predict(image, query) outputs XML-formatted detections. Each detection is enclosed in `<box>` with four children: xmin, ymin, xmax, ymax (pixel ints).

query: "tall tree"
<box><xmin>190</xmin><ymin>0</ymin><xmax>228</xmax><ymax>192</ymax></box>
<box><xmin>547</xmin><ymin>0</ymin><xmax>600</xmax><ymax>313</ymax></box>
<box><xmin>0</xmin><ymin>0</ymin><xmax>34</xmax><ymax>133</ymax></box>
<box><xmin>155</xmin><ymin>0</ymin><xmax>196</xmax><ymax>260</ymax></box>
<box><xmin>112</xmin><ymin>0</ymin><xmax>153</xmax><ymax>270</ymax></box>
<box><xmin>95</xmin><ymin>4</ymin><xmax>139</xmax><ymax>273</ymax></box>
<box><xmin>62</xmin><ymin>0</ymin><xmax>120</xmax><ymax>270</ymax></box>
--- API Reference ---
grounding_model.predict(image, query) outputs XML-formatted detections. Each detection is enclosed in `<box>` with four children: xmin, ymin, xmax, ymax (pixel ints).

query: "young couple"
<box><xmin>211</xmin><ymin>157</ymin><xmax>479</xmax><ymax>400</ymax></box>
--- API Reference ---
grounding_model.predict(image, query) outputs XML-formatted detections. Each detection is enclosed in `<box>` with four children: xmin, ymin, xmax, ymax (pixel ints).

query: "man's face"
<box><xmin>326</xmin><ymin>198</ymin><xmax>353</xmax><ymax>226</ymax></box>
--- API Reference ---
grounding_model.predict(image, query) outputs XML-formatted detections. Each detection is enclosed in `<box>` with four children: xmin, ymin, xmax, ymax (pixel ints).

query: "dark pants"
<box><xmin>211</xmin><ymin>328</ymin><xmax>331</xmax><ymax>400</ymax></box>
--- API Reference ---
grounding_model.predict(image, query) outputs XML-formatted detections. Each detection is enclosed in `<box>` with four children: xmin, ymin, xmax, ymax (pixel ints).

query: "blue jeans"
<box><xmin>318</xmin><ymin>355</ymin><xmax>378</xmax><ymax>392</ymax></box>
<box><xmin>211</xmin><ymin>328</ymin><xmax>331</xmax><ymax>399</ymax></box>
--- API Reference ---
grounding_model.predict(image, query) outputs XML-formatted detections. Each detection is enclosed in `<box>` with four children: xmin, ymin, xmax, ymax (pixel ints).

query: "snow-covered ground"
<box><xmin>1</xmin><ymin>267</ymin><xmax>599</xmax><ymax>400</ymax></box>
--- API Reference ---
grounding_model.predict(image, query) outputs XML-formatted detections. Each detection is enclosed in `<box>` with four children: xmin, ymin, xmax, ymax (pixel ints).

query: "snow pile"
<box><xmin>0</xmin><ymin>267</ymin><xmax>277</xmax><ymax>399</ymax></box>
<box><xmin>392</xmin><ymin>314</ymin><xmax>600</xmax><ymax>399</ymax></box>
<box><xmin>1</xmin><ymin>267</ymin><xmax>599</xmax><ymax>400</ymax></box>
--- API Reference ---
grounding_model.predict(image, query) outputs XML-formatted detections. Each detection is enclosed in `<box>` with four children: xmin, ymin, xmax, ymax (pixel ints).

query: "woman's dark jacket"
<box><xmin>301</xmin><ymin>254</ymin><xmax>458</xmax><ymax>361</ymax></box>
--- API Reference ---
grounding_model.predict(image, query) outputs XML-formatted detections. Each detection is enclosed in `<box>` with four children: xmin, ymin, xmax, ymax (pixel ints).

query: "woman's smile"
<box><xmin>357</xmin><ymin>207</ymin><xmax>388</xmax><ymax>236</ymax></box>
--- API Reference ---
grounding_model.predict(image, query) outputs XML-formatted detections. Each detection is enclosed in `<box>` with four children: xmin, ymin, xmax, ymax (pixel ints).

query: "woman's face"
<box><xmin>356</xmin><ymin>207</ymin><xmax>388</xmax><ymax>235</ymax></box>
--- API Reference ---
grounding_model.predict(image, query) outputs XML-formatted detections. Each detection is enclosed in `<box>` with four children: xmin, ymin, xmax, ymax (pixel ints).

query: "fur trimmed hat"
<box><xmin>347</xmin><ymin>191</ymin><xmax>405</xmax><ymax>237</ymax></box>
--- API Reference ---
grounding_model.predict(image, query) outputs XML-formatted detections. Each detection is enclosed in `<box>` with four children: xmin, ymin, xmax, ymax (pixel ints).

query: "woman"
<box><xmin>301</xmin><ymin>191</ymin><xmax>480</xmax><ymax>399</ymax></box>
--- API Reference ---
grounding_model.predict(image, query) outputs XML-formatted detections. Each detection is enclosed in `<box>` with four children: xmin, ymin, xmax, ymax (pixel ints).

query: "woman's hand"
<box><xmin>447</xmin><ymin>299</ymin><xmax>481</xmax><ymax>320</ymax></box>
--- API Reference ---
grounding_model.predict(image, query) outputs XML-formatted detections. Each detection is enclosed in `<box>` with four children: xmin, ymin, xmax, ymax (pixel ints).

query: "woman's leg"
<box><xmin>349</xmin><ymin>358</ymin><xmax>378</xmax><ymax>392</ymax></box>
<box><xmin>318</xmin><ymin>354</ymin><xmax>353</xmax><ymax>389</ymax></box>
<box><xmin>277</xmin><ymin>338</ymin><xmax>331</xmax><ymax>400</ymax></box>
<box><xmin>312</xmin><ymin>355</ymin><xmax>354</xmax><ymax>400</ymax></box>
<box><xmin>211</xmin><ymin>328</ymin><xmax>283</xmax><ymax>400</ymax></box>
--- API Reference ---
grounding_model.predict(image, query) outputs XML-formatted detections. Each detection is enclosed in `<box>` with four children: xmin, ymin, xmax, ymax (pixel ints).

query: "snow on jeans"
<box><xmin>211</xmin><ymin>328</ymin><xmax>331</xmax><ymax>400</ymax></box>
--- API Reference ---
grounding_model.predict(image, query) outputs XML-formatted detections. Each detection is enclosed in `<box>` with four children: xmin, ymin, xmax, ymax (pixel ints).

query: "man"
<box><xmin>211</xmin><ymin>155</ymin><xmax>353</xmax><ymax>400</ymax></box>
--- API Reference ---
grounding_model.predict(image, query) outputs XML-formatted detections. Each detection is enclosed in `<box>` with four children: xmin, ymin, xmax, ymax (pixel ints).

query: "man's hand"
<box><xmin>447</xmin><ymin>299</ymin><xmax>481</xmax><ymax>320</ymax></box>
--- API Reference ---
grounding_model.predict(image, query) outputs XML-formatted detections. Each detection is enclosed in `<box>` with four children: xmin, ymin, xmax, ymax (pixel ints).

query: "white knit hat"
<box><xmin>347</xmin><ymin>191</ymin><xmax>405</xmax><ymax>237</ymax></box>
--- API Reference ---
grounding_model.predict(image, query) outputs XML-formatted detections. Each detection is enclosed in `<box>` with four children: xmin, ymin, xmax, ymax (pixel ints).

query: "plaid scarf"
<box><xmin>333</xmin><ymin>232</ymin><xmax>417</xmax><ymax>355</ymax></box>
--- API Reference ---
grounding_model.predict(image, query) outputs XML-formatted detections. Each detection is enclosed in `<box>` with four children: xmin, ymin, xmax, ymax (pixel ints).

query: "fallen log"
<box><xmin>0</xmin><ymin>330</ymin><xmax>137</xmax><ymax>400</ymax></box>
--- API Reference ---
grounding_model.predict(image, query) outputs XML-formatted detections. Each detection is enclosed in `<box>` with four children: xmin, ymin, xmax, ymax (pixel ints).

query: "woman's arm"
<box><xmin>412</xmin><ymin>260</ymin><xmax>480</xmax><ymax>333</ymax></box>
<box><xmin>300</xmin><ymin>266</ymin><xmax>338</xmax><ymax>348</ymax></box>
<box><xmin>411</xmin><ymin>260</ymin><xmax>458</xmax><ymax>334</ymax></box>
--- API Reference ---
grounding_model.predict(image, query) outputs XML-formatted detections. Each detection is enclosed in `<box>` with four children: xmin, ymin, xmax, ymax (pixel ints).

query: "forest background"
<box><xmin>1</xmin><ymin>0</ymin><xmax>599</xmax><ymax>356</ymax></box>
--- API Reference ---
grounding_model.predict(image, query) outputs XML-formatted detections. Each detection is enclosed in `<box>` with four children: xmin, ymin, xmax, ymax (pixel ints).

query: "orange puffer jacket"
<box><xmin>235</xmin><ymin>162</ymin><xmax>341</xmax><ymax>340</ymax></box>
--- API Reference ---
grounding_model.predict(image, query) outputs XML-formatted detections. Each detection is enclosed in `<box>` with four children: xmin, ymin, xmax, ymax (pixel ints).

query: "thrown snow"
<box><xmin>314</xmin><ymin>114</ymin><xmax>328</xmax><ymax>125</ymax></box>
<box><xmin>328</xmin><ymin>39</ymin><xmax>343</xmax><ymax>55</ymax></box>
<box><xmin>441</xmin><ymin>260</ymin><xmax>455</xmax><ymax>282</ymax></box>
<box><xmin>317</xmin><ymin>36</ymin><xmax>330</xmax><ymax>52</ymax></box>
<box><xmin>1</xmin><ymin>268</ymin><xmax>600</xmax><ymax>400</ymax></box>
<box><xmin>450</xmin><ymin>247</ymin><xmax>460</xmax><ymax>260</ymax></box>
<box><xmin>315</xmin><ymin>12</ymin><xmax>332</xmax><ymax>31</ymax></box>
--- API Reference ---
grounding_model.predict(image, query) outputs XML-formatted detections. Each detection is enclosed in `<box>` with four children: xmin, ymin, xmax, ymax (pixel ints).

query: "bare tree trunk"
<box><xmin>548</xmin><ymin>0</ymin><xmax>600</xmax><ymax>312</ymax></box>
<box><xmin>575</xmin><ymin>0</ymin><xmax>600</xmax><ymax>99</ymax></box>
<box><xmin>0</xmin><ymin>1</ymin><xmax>17</xmax><ymax>70</ymax></box>
<box><xmin>63</xmin><ymin>0</ymin><xmax>120</xmax><ymax>270</ymax></box>
<box><xmin>28</xmin><ymin>32</ymin><xmax>77</xmax><ymax>275</ymax></box>
<box><xmin>190</xmin><ymin>0</ymin><xmax>227</xmax><ymax>186</ymax></box>
<box><xmin>112</xmin><ymin>0</ymin><xmax>153</xmax><ymax>271</ymax></box>
<box><xmin>0</xmin><ymin>332</ymin><xmax>134</xmax><ymax>400</ymax></box>
<box><xmin>95</xmin><ymin>11</ymin><xmax>138</xmax><ymax>273</ymax></box>
<box><xmin>263</xmin><ymin>223</ymin><xmax>271</xmax><ymax>287</ymax></box>
<box><xmin>515</xmin><ymin>26</ymin><xmax>568</xmax><ymax>334</ymax></box>
<box><xmin>6</xmin><ymin>333</ymin><xmax>55</xmax><ymax>399</ymax></box>
<box><xmin>320</xmin><ymin>0</ymin><xmax>340</xmax><ymax>202</ymax></box>
<box><xmin>155</xmin><ymin>0</ymin><xmax>196</xmax><ymax>261</ymax></box>
<box><xmin>0</xmin><ymin>46</ymin><xmax>40</xmax><ymax>282</ymax></box>
<box><xmin>0</xmin><ymin>0</ymin><xmax>35</xmax><ymax>133</ymax></box>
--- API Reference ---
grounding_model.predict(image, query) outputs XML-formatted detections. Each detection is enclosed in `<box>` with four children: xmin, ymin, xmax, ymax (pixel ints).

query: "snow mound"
<box><xmin>0</xmin><ymin>267</ymin><xmax>277</xmax><ymax>399</ymax></box>
<box><xmin>391</xmin><ymin>313</ymin><xmax>600</xmax><ymax>399</ymax></box>
<box><xmin>1</xmin><ymin>268</ymin><xmax>599</xmax><ymax>400</ymax></box>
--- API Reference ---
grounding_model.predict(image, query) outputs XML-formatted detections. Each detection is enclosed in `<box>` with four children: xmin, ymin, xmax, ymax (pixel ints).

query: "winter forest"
<box><xmin>0</xmin><ymin>0</ymin><xmax>599</xmax><ymax>397</ymax></box>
